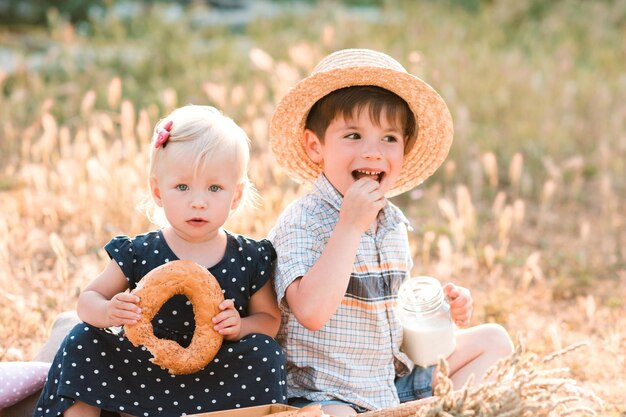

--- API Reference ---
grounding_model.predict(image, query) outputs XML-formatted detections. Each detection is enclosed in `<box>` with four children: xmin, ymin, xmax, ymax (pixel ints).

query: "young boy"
<box><xmin>267</xmin><ymin>49</ymin><xmax>513</xmax><ymax>416</ymax></box>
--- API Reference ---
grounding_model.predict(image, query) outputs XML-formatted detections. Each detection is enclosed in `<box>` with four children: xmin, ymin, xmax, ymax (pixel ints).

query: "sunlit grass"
<box><xmin>0</xmin><ymin>0</ymin><xmax>624</xmax><ymax>413</ymax></box>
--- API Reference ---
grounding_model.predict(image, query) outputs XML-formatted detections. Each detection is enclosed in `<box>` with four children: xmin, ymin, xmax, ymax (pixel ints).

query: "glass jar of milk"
<box><xmin>397</xmin><ymin>276</ymin><xmax>456</xmax><ymax>367</ymax></box>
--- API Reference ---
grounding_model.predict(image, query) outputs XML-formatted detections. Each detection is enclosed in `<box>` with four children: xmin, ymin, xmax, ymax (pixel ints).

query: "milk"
<box><xmin>400</xmin><ymin>314</ymin><xmax>456</xmax><ymax>367</ymax></box>
<box><xmin>397</xmin><ymin>276</ymin><xmax>456</xmax><ymax>367</ymax></box>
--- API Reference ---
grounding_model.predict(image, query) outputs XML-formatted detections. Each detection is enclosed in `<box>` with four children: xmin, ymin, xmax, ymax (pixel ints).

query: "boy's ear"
<box><xmin>230</xmin><ymin>182</ymin><xmax>245</xmax><ymax>210</ymax></box>
<box><xmin>150</xmin><ymin>177</ymin><xmax>164</xmax><ymax>207</ymax></box>
<box><xmin>303</xmin><ymin>129</ymin><xmax>323</xmax><ymax>164</ymax></box>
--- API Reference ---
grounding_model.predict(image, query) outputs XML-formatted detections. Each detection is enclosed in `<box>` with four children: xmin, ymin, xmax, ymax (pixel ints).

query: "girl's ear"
<box><xmin>150</xmin><ymin>177</ymin><xmax>164</xmax><ymax>207</ymax></box>
<box><xmin>230</xmin><ymin>182</ymin><xmax>245</xmax><ymax>210</ymax></box>
<box><xmin>303</xmin><ymin>129</ymin><xmax>323</xmax><ymax>164</ymax></box>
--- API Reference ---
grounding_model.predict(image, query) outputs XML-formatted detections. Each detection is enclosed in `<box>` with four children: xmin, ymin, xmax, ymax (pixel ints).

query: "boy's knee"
<box><xmin>480</xmin><ymin>323</ymin><xmax>513</xmax><ymax>357</ymax></box>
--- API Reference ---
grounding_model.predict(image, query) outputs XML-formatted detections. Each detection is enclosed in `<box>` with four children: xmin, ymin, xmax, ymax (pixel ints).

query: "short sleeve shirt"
<box><xmin>268</xmin><ymin>174</ymin><xmax>414</xmax><ymax>411</ymax></box>
<box><xmin>104</xmin><ymin>230</ymin><xmax>275</xmax><ymax>340</ymax></box>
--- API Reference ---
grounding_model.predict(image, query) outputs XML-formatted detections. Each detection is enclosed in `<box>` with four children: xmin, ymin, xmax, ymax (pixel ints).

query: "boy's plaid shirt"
<box><xmin>268</xmin><ymin>174</ymin><xmax>415</xmax><ymax>411</ymax></box>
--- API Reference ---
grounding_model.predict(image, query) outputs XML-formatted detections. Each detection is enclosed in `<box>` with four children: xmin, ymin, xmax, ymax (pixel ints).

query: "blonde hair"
<box><xmin>143</xmin><ymin>105</ymin><xmax>256</xmax><ymax>226</ymax></box>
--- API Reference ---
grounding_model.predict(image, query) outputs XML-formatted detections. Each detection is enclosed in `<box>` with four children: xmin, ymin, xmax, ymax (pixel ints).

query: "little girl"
<box><xmin>33</xmin><ymin>105</ymin><xmax>287</xmax><ymax>417</ymax></box>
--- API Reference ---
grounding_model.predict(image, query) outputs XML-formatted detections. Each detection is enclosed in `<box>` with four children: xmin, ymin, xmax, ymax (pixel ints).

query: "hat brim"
<box><xmin>270</xmin><ymin>66</ymin><xmax>453</xmax><ymax>197</ymax></box>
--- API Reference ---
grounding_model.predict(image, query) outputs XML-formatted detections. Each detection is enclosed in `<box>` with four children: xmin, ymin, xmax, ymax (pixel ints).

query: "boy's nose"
<box><xmin>361</xmin><ymin>141</ymin><xmax>383</xmax><ymax>159</ymax></box>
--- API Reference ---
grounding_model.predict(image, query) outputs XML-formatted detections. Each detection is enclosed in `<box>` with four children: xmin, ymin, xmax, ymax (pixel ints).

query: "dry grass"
<box><xmin>0</xmin><ymin>1</ymin><xmax>625</xmax><ymax>415</ymax></box>
<box><xmin>418</xmin><ymin>341</ymin><xmax>603</xmax><ymax>417</ymax></box>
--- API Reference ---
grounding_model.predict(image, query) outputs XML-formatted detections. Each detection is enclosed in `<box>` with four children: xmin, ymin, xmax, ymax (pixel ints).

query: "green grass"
<box><xmin>6</xmin><ymin>0</ymin><xmax>624</xmax><ymax>185</ymax></box>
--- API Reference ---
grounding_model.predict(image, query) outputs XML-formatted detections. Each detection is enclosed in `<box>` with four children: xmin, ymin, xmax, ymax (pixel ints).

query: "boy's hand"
<box><xmin>340</xmin><ymin>178</ymin><xmax>386</xmax><ymax>232</ymax></box>
<box><xmin>443</xmin><ymin>283</ymin><xmax>473</xmax><ymax>328</ymax></box>
<box><xmin>108</xmin><ymin>292</ymin><xmax>141</xmax><ymax>326</ymax></box>
<box><xmin>212</xmin><ymin>299</ymin><xmax>242</xmax><ymax>341</ymax></box>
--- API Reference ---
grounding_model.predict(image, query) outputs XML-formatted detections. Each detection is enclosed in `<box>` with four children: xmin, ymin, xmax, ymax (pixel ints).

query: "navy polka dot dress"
<box><xmin>34</xmin><ymin>230</ymin><xmax>287</xmax><ymax>417</ymax></box>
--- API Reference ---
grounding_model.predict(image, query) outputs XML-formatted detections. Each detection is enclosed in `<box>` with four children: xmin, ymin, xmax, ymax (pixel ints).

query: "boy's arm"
<box><xmin>285</xmin><ymin>178</ymin><xmax>386</xmax><ymax>330</ymax></box>
<box><xmin>285</xmin><ymin>221</ymin><xmax>362</xmax><ymax>330</ymax></box>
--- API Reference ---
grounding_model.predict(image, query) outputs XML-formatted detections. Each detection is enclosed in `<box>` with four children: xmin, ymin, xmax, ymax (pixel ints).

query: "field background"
<box><xmin>0</xmin><ymin>0</ymin><xmax>624</xmax><ymax>415</ymax></box>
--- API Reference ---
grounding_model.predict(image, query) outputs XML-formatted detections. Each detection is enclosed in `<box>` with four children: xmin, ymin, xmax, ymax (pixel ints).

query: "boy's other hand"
<box><xmin>340</xmin><ymin>178</ymin><xmax>386</xmax><ymax>232</ymax></box>
<box><xmin>444</xmin><ymin>283</ymin><xmax>473</xmax><ymax>328</ymax></box>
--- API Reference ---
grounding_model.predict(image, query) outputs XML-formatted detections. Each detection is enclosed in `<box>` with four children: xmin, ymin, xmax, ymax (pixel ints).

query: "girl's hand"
<box><xmin>443</xmin><ymin>283</ymin><xmax>473</xmax><ymax>328</ymax></box>
<box><xmin>212</xmin><ymin>299</ymin><xmax>241</xmax><ymax>341</ymax></box>
<box><xmin>106</xmin><ymin>292</ymin><xmax>141</xmax><ymax>326</ymax></box>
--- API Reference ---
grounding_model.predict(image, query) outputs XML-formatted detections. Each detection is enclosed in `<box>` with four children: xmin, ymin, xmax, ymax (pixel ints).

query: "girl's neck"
<box><xmin>161</xmin><ymin>227</ymin><xmax>228</xmax><ymax>268</ymax></box>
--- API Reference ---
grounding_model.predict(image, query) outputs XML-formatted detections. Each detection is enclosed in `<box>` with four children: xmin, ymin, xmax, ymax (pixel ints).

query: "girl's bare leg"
<box><xmin>63</xmin><ymin>401</ymin><xmax>100</xmax><ymax>417</ymax></box>
<box><xmin>63</xmin><ymin>401</ymin><xmax>137</xmax><ymax>417</ymax></box>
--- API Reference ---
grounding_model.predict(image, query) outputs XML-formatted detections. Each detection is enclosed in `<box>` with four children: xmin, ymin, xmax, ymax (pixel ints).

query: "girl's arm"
<box><xmin>236</xmin><ymin>280</ymin><xmax>281</xmax><ymax>339</ymax></box>
<box><xmin>77</xmin><ymin>259</ymin><xmax>141</xmax><ymax>328</ymax></box>
<box><xmin>213</xmin><ymin>280</ymin><xmax>280</xmax><ymax>341</ymax></box>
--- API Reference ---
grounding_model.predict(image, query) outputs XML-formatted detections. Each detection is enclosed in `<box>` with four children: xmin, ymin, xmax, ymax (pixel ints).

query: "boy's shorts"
<box><xmin>395</xmin><ymin>364</ymin><xmax>435</xmax><ymax>402</ymax></box>
<box><xmin>288</xmin><ymin>365</ymin><xmax>435</xmax><ymax>413</ymax></box>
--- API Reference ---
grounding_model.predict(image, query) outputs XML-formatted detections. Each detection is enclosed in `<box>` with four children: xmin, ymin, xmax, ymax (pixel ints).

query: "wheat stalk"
<box><xmin>415</xmin><ymin>341</ymin><xmax>603</xmax><ymax>417</ymax></box>
<box><xmin>107</xmin><ymin>76</ymin><xmax>122</xmax><ymax>109</ymax></box>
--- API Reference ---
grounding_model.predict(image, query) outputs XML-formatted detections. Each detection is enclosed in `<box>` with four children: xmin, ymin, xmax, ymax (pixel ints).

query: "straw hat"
<box><xmin>270</xmin><ymin>48</ymin><xmax>453</xmax><ymax>197</ymax></box>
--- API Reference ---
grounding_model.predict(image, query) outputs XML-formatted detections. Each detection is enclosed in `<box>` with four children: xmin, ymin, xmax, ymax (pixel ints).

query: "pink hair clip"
<box><xmin>154</xmin><ymin>120</ymin><xmax>173</xmax><ymax>148</ymax></box>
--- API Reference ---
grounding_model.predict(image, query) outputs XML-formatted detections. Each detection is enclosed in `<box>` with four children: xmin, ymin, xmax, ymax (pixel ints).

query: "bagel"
<box><xmin>125</xmin><ymin>260</ymin><xmax>224</xmax><ymax>375</ymax></box>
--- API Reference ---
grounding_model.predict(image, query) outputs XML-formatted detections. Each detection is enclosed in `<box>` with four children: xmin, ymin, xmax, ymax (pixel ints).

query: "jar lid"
<box><xmin>398</xmin><ymin>276</ymin><xmax>444</xmax><ymax>314</ymax></box>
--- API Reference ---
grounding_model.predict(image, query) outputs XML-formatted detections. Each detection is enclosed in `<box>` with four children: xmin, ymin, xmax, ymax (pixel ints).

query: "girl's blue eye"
<box><xmin>176</xmin><ymin>184</ymin><xmax>188</xmax><ymax>191</ymax></box>
<box><xmin>209</xmin><ymin>185</ymin><xmax>221</xmax><ymax>192</ymax></box>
